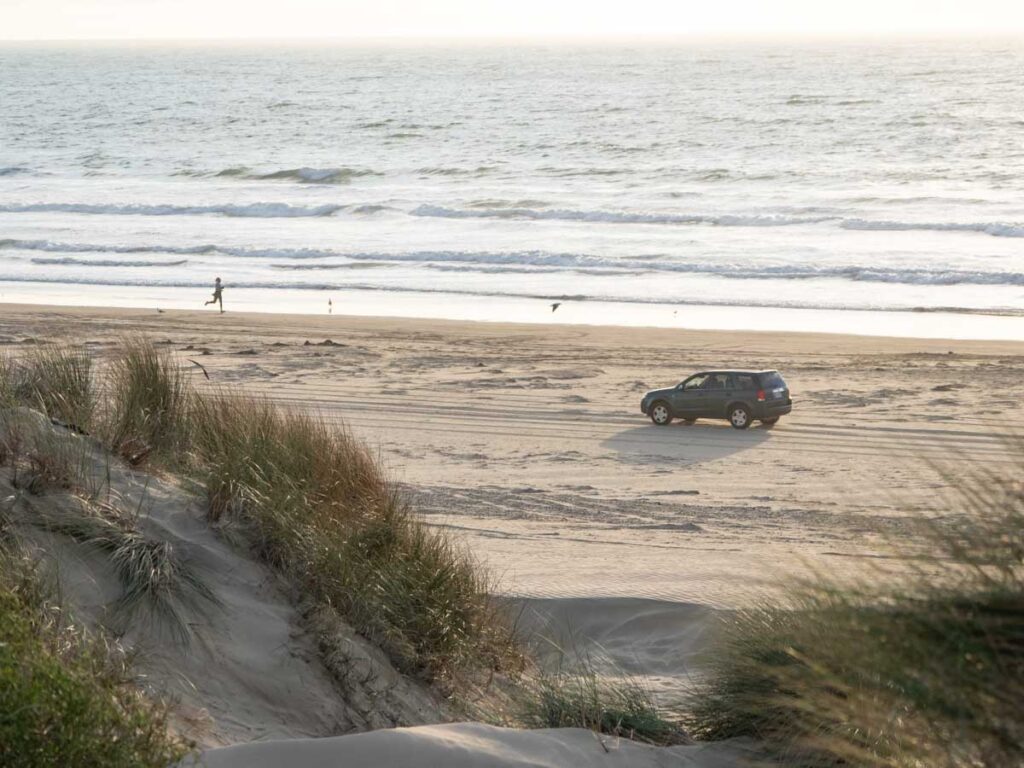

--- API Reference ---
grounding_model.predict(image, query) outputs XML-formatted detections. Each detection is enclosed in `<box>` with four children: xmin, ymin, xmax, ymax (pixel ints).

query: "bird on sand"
<box><xmin>550</xmin><ymin>302</ymin><xmax>562</xmax><ymax>313</ymax></box>
<box><xmin>188</xmin><ymin>359</ymin><xmax>210</xmax><ymax>380</ymax></box>
<box><xmin>156</xmin><ymin>308</ymin><xmax>164</xmax><ymax>314</ymax></box>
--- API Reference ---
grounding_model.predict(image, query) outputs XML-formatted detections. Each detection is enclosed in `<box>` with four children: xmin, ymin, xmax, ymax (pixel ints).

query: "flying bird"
<box><xmin>188</xmin><ymin>359</ymin><xmax>210</xmax><ymax>380</ymax></box>
<box><xmin>550</xmin><ymin>302</ymin><xmax>562</xmax><ymax>313</ymax></box>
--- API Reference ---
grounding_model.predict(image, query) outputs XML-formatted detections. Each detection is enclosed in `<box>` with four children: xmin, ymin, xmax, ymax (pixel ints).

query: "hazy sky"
<box><xmin>4</xmin><ymin>0</ymin><xmax>1024</xmax><ymax>41</ymax></box>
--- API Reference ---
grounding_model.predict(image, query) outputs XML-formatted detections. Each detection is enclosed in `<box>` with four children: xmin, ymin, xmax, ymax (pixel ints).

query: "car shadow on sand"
<box><xmin>602</xmin><ymin>420</ymin><xmax>773</xmax><ymax>466</ymax></box>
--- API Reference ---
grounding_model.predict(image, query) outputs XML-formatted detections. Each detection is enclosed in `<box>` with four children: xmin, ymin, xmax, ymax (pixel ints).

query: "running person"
<box><xmin>204</xmin><ymin>277</ymin><xmax>224</xmax><ymax>313</ymax></box>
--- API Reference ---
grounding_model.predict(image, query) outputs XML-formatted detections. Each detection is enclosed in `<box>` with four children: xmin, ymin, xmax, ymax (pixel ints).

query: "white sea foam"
<box><xmin>30</xmin><ymin>256</ymin><xmax>189</xmax><ymax>267</ymax></box>
<box><xmin>840</xmin><ymin>219</ymin><xmax>1024</xmax><ymax>238</ymax></box>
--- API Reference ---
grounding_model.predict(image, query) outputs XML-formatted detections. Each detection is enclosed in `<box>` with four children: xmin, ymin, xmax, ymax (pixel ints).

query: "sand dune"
<box><xmin>194</xmin><ymin>723</ymin><xmax>758</xmax><ymax>768</ymax></box>
<box><xmin>1</xmin><ymin>409</ymin><xmax>445</xmax><ymax>748</ymax></box>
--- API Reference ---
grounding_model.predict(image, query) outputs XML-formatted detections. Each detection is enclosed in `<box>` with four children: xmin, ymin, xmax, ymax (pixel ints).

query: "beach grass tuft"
<box><xmin>104</xmin><ymin>336</ymin><xmax>191</xmax><ymax>465</ymax></box>
<box><xmin>0</xmin><ymin>409</ymin><xmax>92</xmax><ymax>495</ymax></box>
<box><xmin>38</xmin><ymin>507</ymin><xmax>218</xmax><ymax>643</ymax></box>
<box><xmin>2</xmin><ymin>345</ymin><xmax>95</xmax><ymax>431</ymax></box>
<box><xmin>686</xmin><ymin>457</ymin><xmax>1024</xmax><ymax>766</ymax></box>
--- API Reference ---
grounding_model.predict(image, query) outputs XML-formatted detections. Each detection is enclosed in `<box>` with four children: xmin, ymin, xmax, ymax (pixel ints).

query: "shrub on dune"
<box><xmin>0</xmin><ymin>543</ymin><xmax>188</xmax><ymax>768</ymax></box>
<box><xmin>319</xmin><ymin>494</ymin><xmax>514</xmax><ymax>679</ymax></box>
<box><xmin>687</xmin><ymin>459</ymin><xmax>1024</xmax><ymax>767</ymax></box>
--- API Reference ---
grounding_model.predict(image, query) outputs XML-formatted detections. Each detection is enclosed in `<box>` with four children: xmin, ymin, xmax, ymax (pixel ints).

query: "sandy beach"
<box><xmin>2</xmin><ymin>302</ymin><xmax>1017</xmax><ymax>611</ymax></box>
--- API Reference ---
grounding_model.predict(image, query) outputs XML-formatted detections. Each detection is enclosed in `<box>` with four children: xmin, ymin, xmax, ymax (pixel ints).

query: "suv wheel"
<box><xmin>728</xmin><ymin>405</ymin><xmax>751</xmax><ymax>430</ymax></box>
<box><xmin>650</xmin><ymin>401</ymin><xmax>672</xmax><ymax>426</ymax></box>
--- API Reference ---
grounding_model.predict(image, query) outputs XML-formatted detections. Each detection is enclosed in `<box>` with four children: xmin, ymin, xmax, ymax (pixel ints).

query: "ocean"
<box><xmin>1</xmin><ymin>40</ymin><xmax>1023</xmax><ymax>338</ymax></box>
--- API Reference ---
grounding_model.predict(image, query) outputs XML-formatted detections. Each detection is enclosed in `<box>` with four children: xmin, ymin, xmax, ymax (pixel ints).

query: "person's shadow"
<box><xmin>602</xmin><ymin>420</ymin><xmax>772</xmax><ymax>466</ymax></box>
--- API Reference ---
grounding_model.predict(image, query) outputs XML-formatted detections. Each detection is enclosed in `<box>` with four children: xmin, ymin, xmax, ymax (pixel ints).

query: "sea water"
<box><xmin>1</xmin><ymin>41</ymin><xmax>1022</xmax><ymax>338</ymax></box>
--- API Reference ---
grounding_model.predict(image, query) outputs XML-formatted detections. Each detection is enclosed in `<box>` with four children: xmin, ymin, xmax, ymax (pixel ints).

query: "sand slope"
<box><xmin>194</xmin><ymin>723</ymin><xmax>758</xmax><ymax>768</ymax></box>
<box><xmin>0</xmin><ymin>409</ymin><xmax>445</xmax><ymax>748</ymax></box>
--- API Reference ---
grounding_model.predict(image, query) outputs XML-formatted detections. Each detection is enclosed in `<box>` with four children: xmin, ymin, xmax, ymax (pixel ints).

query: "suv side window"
<box><xmin>702</xmin><ymin>373</ymin><xmax>732</xmax><ymax>390</ymax></box>
<box><xmin>682</xmin><ymin>374</ymin><xmax>708</xmax><ymax>390</ymax></box>
<box><xmin>735</xmin><ymin>375</ymin><xmax>757</xmax><ymax>391</ymax></box>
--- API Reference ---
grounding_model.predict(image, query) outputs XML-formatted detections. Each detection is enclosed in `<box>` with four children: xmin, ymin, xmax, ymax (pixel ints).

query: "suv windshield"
<box><xmin>760</xmin><ymin>372</ymin><xmax>787</xmax><ymax>389</ymax></box>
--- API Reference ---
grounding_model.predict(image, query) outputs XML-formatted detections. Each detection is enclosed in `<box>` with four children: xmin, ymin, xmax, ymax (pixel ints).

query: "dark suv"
<box><xmin>640</xmin><ymin>370</ymin><xmax>792</xmax><ymax>429</ymax></box>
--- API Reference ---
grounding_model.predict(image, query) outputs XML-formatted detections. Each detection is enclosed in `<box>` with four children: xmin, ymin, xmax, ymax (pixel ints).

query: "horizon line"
<box><xmin>3</xmin><ymin>31</ymin><xmax>1024</xmax><ymax>45</ymax></box>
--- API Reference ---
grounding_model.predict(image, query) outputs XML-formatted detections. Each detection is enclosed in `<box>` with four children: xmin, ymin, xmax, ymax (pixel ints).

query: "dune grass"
<box><xmin>189</xmin><ymin>390</ymin><xmax>520</xmax><ymax>683</ymax></box>
<box><xmin>0</xmin><ymin>409</ymin><xmax>94</xmax><ymax>495</ymax></box>
<box><xmin>20</xmin><ymin>429</ymin><xmax>87</xmax><ymax>494</ymax></box>
<box><xmin>0</xmin><ymin>353</ymin><xmax>15</xmax><ymax>406</ymax></box>
<box><xmin>0</xmin><ymin>345</ymin><xmax>95</xmax><ymax>431</ymax></box>
<box><xmin>686</xmin><ymin>460</ymin><xmax>1024</xmax><ymax>767</ymax></box>
<box><xmin>104</xmin><ymin>337</ymin><xmax>191</xmax><ymax>465</ymax></box>
<box><xmin>521</xmin><ymin>650</ymin><xmax>686</xmax><ymax>745</ymax></box>
<box><xmin>0</xmin><ymin>542</ymin><xmax>189</xmax><ymax>767</ymax></box>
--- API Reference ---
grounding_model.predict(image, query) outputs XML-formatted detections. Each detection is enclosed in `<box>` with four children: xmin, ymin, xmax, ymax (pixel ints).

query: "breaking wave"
<box><xmin>30</xmin><ymin>257</ymin><xmax>188</xmax><ymax>267</ymax></box>
<box><xmin>206</xmin><ymin>166</ymin><xmax>381</xmax><ymax>183</ymax></box>
<box><xmin>250</xmin><ymin>167</ymin><xmax>382</xmax><ymax>183</ymax></box>
<box><xmin>840</xmin><ymin>218</ymin><xmax>1024</xmax><ymax>238</ymax></box>
<box><xmin>410</xmin><ymin>205</ymin><xmax>833</xmax><ymax>227</ymax></box>
<box><xmin>0</xmin><ymin>202</ymin><xmax>342</xmax><ymax>218</ymax></box>
<box><xmin>3</xmin><ymin>197</ymin><xmax>1021</xmax><ymax>238</ymax></box>
<box><xmin>411</xmin><ymin>205</ymin><xmax>1024</xmax><ymax>237</ymax></box>
<box><xmin>0</xmin><ymin>239</ymin><xmax>217</xmax><ymax>255</ymax></box>
<box><xmin>3</xmin><ymin>238</ymin><xmax>1023</xmax><ymax>287</ymax></box>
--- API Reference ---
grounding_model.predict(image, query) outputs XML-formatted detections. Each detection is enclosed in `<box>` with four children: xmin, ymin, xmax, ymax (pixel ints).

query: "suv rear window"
<box><xmin>760</xmin><ymin>372</ymin><xmax>787</xmax><ymax>388</ymax></box>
